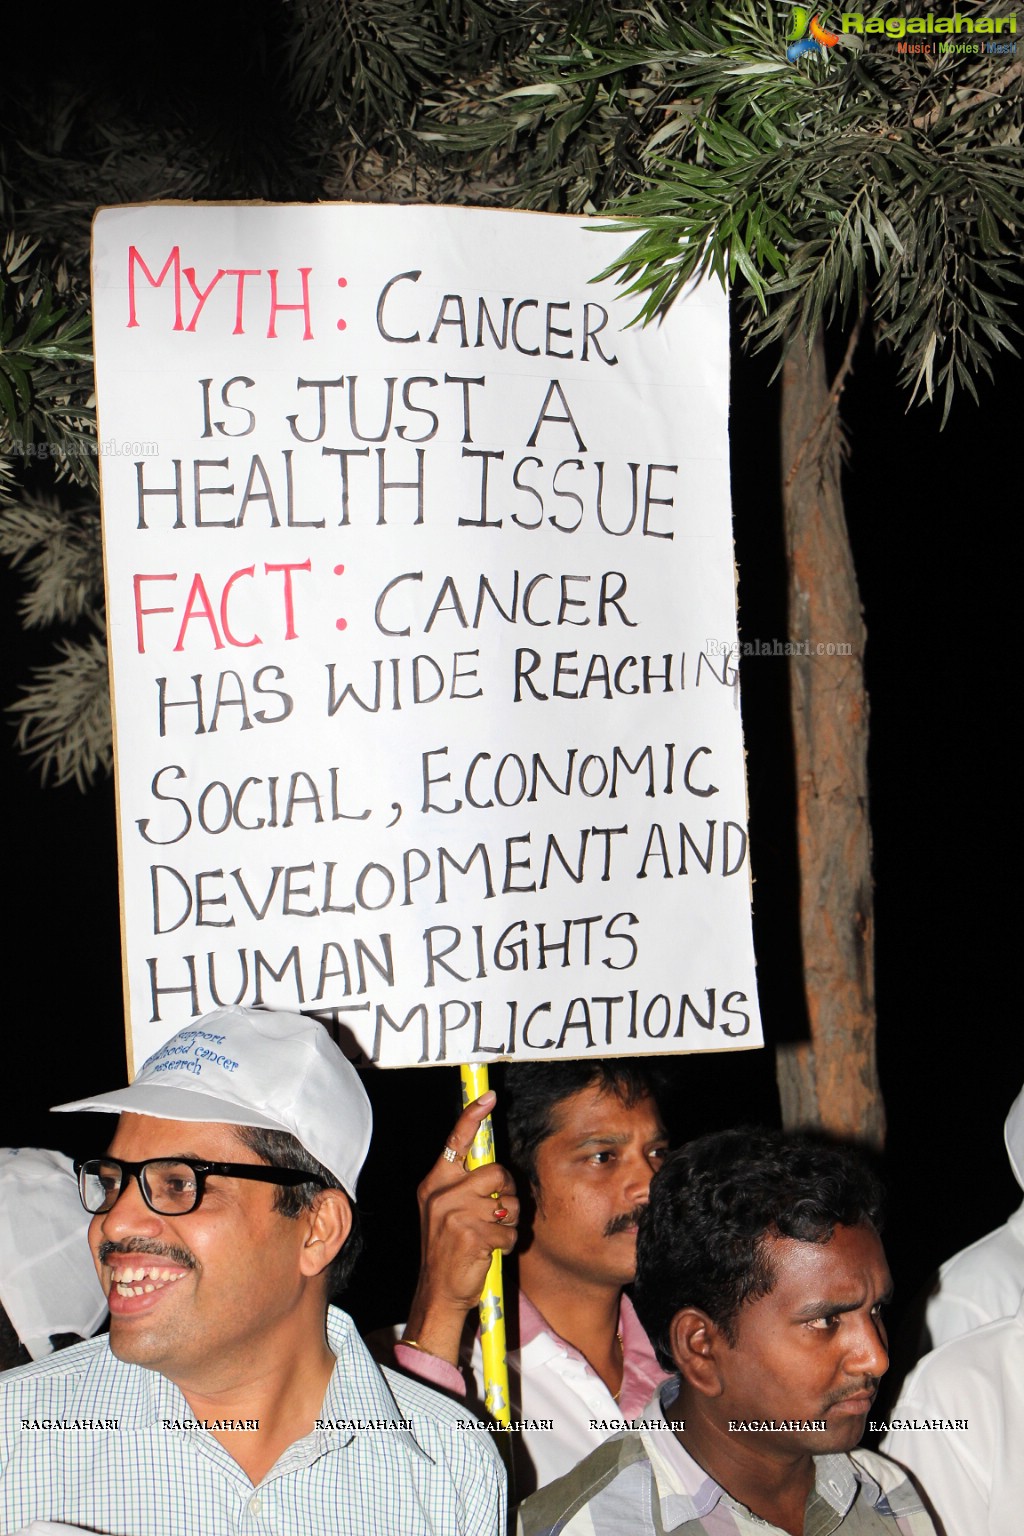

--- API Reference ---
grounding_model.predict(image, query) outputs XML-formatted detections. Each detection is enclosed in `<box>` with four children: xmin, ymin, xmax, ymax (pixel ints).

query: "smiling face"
<box><xmin>695</xmin><ymin>1222</ymin><xmax>892</xmax><ymax>1457</ymax></box>
<box><xmin>523</xmin><ymin>1083</ymin><xmax>669</xmax><ymax>1292</ymax></box>
<box><xmin>89</xmin><ymin>1112</ymin><xmax>336</xmax><ymax>1390</ymax></box>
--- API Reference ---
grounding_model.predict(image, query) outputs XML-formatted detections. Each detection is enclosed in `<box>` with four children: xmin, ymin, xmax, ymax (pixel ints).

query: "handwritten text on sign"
<box><xmin>92</xmin><ymin>204</ymin><xmax>761</xmax><ymax>1069</ymax></box>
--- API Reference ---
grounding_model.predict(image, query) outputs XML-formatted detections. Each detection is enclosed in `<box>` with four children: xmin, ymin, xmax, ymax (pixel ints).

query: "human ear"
<box><xmin>298</xmin><ymin>1188</ymin><xmax>353</xmax><ymax>1278</ymax></box>
<box><xmin>669</xmin><ymin>1307</ymin><xmax>726</xmax><ymax>1397</ymax></box>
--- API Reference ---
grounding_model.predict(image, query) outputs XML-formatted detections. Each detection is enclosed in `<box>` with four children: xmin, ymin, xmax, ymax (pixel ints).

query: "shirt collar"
<box><xmin>68</xmin><ymin>1338</ymin><xmax>184</xmax><ymax>1431</ymax></box>
<box><xmin>518</xmin><ymin>1291</ymin><xmax>669</xmax><ymax>1419</ymax></box>
<box><xmin>517</xmin><ymin>1291</ymin><xmax>549</xmax><ymax>1349</ymax></box>
<box><xmin>642</xmin><ymin>1383</ymin><xmax>885</xmax><ymax>1527</ymax></box>
<box><xmin>311</xmin><ymin>1308</ymin><xmax>433</xmax><ymax>1462</ymax></box>
<box><xmin>519</xmin><ymin>1290</ymin><xmax>655</xmax><ymax>1354</ymax></box>
<box><xmin>618</xmin><ymin>1293</ymin><xmax>657</xmax><ymax>1354</ymax></box>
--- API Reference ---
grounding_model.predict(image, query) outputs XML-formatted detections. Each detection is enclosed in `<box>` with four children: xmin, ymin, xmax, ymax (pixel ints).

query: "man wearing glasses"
<box><xmin>0</xmin><ymin>1006</ymin><xmax>504</xmax><ymax>1536</ymax></box>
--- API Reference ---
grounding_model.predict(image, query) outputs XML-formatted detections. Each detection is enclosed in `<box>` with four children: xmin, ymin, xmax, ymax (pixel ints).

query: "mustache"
<box><xmin>604</xmin><ymin>1206</ymin><xmax>648</xmax><ymax>1237</ymax></box>
<box><xmin>823</xmin><ymin>1378</ymin><xmax>880</xmax><ymax>1408</ymax></box>
<box><xmin>98</xmin><ymin>1237</ymin><xmax>196</xmax><ymax>1269</ymax></box>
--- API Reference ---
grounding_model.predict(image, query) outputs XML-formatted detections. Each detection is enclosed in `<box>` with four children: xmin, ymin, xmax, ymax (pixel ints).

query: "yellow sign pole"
<box><xmin>460</xmin><ymin>1063</ymin><xmax>512</xmax><ymax>1428</ymax></box>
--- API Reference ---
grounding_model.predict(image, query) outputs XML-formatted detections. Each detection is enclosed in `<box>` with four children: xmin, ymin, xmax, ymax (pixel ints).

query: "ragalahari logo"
<box><xmin>787</xmin><ymin>7</ymin><xmax>841</xmax><ymax>58</ymax></box>
<box><xmin>785</xmin><ymin>8</ymin><xmax>1018</xmax><ymax>59</ymax></box>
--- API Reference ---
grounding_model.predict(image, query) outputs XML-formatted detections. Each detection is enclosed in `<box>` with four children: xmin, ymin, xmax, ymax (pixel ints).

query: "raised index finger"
<box><xmin>431</xmin><ymin>1091</ymin><xmax>497</xmax><ymax>1183</ymax></box>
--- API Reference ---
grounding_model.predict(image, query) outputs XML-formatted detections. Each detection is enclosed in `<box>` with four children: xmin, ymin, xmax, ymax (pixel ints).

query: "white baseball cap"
<box><xmin>53</xmin><ymin>1007</ymin><xmax>372</xmax><ymax>1198</ymax></box>
<box><xmin>0</xmin><ymin>1148</ymin><xmax>108</xmax><ymax>1360</ymax></box>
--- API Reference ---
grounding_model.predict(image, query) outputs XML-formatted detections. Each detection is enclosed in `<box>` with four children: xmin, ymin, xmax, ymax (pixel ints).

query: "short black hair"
<box><xmin>634</xmin><ymin>1127</ymin><xmax>885</xmax><ymax>1368</ymax></box>
<box><xmin>505</xmin><ymin>1060</ymin><xmax>665</xmax><ymax>1191</ymax></box>
<box><xmin>233</xmin><ymin>1125</ymin><xmax>362</xmax><ymax>1299</ymax></box>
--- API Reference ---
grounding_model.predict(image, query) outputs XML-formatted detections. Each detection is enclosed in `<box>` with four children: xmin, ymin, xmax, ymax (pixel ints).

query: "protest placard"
<box><xmin>91</xmin><ymin>202</ymin><xmax>761</xmax><ymax>1070</ymax></box>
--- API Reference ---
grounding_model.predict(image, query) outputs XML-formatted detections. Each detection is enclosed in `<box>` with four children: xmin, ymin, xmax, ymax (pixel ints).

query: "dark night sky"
<box><xmin>1</xmin><ymin>4</ymin><xmax>1020</xmax><ymax>1385</ymax></box>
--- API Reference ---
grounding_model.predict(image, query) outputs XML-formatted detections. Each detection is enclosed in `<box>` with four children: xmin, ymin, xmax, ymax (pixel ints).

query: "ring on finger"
<box><xmin>442</xmin><ymin>1144</ymin><xmax>459</xmax><ymax>1164</ymax></box>
<box><xmin>493</xmin><ymin>1206</ymin><xmax>510</xmax><ymax>1223</ymax></box>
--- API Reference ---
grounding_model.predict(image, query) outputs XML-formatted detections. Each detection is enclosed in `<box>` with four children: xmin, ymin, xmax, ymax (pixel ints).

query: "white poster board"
<box><xmin>92</xmin><ymin>203</ymin><xmax>761</xmax><ymax>1069</ymax></box>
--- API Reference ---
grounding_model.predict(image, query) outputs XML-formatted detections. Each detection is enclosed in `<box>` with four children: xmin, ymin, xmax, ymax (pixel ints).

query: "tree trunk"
<box><xmin>775</xmin><ymin>325</ymin><xmax>885</xmax><ymax>1148</ymax></box>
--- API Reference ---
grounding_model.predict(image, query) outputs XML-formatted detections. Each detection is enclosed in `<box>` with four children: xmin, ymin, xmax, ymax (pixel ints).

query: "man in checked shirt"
<box><xmin>517</xmin><ymin>1128</ymin><xmax>938</xmax><ymax>1536</ymax></box>
<box><xmin>0</xmin><ymin>1007</ymin><xmax>503</xmax><ymax>1536</ymax></box>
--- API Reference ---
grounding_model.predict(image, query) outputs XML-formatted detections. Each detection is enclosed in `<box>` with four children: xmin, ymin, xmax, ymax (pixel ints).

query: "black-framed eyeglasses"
<box><xmin>74</xmin><ymin>1157</ymin><xmax>326</xmax><ymax>1217</ymax></box>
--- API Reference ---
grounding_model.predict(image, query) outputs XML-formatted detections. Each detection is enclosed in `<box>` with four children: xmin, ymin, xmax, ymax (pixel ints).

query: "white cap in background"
<box><xmin>0</xmin><ymin>1148</ymin><xmax>107</xmax><ymax>1360</ymax></box>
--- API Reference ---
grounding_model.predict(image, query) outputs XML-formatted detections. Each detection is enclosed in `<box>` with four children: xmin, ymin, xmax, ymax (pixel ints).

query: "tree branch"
<box><xmin>783</xmin><ymin>304</ymin><xmax>867</xmax><ymax>493</ymax></box>
<box><xmin>914</xmin><ymin>58</ymin><xmax>1024</xmax><ymax>132</ymax></box>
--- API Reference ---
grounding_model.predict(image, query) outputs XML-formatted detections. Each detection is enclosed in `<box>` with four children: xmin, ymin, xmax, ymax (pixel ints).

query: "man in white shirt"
<box><xmin>880</xmin><ymin>1294</ymin><xmax>1024</xmax><ymax>1536</ymax></box>
<box><xmin>919</xmin><ymin>1084</ymin><xmax>1024</xmax><ymax>1352</ymax></box>
<box><xmin>0</xmin><ymin>1149</ymin><xmax>107</xmax><ymax>1369</ymax></box>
